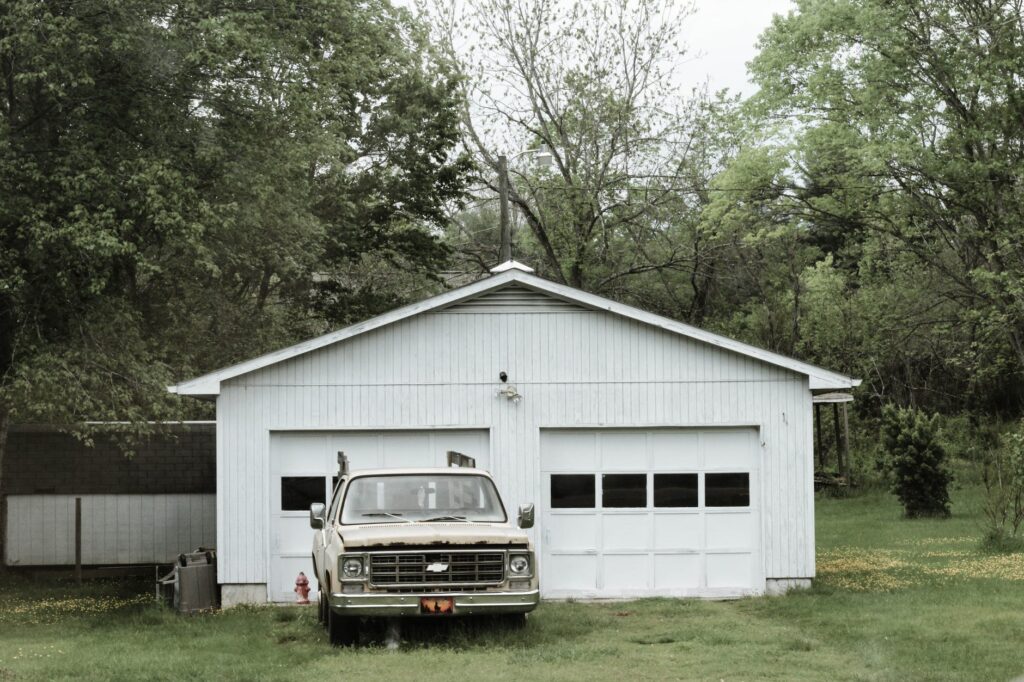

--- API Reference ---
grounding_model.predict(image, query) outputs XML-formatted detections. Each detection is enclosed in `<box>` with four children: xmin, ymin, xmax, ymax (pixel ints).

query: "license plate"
<box><xmin>420</xmin><ymin>597</ymin><xmax>454</xmax><ymax>615</ymax></box>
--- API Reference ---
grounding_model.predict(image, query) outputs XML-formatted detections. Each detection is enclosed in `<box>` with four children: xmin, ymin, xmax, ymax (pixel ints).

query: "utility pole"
<box><xmin>498</xmin><ymin>154</ymin><xmax>511</xmax><ymax>261</ymax></box>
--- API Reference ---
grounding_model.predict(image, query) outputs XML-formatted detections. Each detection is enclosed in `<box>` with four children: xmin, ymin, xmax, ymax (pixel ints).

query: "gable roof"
<box><xmin>169</xmin><ymin>261</ymin><xmax>860</xmax><ymax>397</ymax></box>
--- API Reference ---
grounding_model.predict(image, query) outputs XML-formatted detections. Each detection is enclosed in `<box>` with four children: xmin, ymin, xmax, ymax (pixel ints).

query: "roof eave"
<box><xmin>168</xmin><ymin>270</ymin><xmax>522</xmax><ymax>397</ymax></box>
<box><xmin>808</xmin><ymin>376</ymin><xmax>861</xmax><ymax>391</ymax></box>
<box><xmin>168</xmin><ymin>267</ymin><xmax>861</xmax><ymax>396</ymax></box>
<box><xmin>508</xmin><ymin>271</ymin><xmax>861</xmax><ymax>391</ymax></box>
<box><xmin>168</xmin><ymin>381</ymin><xmax>220</xmax><ymax>398</ymax></box>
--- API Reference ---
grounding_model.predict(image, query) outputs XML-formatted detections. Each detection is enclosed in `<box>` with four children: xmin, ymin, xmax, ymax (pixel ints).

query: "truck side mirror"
<box><xmin>309</xmin><ymin>502</ymin><xmax>326</xmax><ymax>530</ymax></box>
<box><xmin>517</xmin><ymin>503</ymin><xmax>535</xmax><ymax>529</ymax></box>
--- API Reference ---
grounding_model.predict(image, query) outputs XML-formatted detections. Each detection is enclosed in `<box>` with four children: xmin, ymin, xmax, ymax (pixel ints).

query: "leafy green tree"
<box><xmin>749</xmin><ymin>0</ymin><xmax>1024</xmax><ymax>413</ymax></box>
<box><xmin>432</xmin><ymin>0</ymin><xmax>732</xmax><ymax>305</ymax></box>
<box><xmin>696</xmin><ymin>145</ymin><xmax>823</xmax><ymax>355</ymax></box>
<box><xmin>0</xmin><ymin>0</ymin><xmax>470</xmax><ymax>558</ymax></box>
<box><xmin>981</xmin><ymin>421</ymin><xmax>1024</xmax><ymax>547</ymax></box>
<box><xmin>880</xmin><ymin>405</ymin><xmax>953</xmax><ymax>518</ymax></box>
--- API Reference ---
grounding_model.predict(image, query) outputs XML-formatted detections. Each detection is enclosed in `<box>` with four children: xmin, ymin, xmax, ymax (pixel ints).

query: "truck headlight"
<box><xmin>341</xmin><ymin>557</ymin><xmax>363</xmax><ymax>579</ymax></box>
<box><xmin>509</xmin><ymin>554</ymin><xmax>530</xmax><ymax>575</ymax></box>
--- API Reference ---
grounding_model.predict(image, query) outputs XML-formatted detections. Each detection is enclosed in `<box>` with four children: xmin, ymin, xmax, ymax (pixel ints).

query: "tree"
<box><xmin>981</xmin><ymin>420</ymin><xmax>1024</xmax><ymax>547</ymax></box>
<box><xmin>432</xmin><ymin>0</ymin><xmax>735</xmax><ymax>311</ymax></box>
<box><xmin>696</xmin><ymin>145</ymin><xmax>823</xmax><ymax>355</ymax></box>
<box><xmin>749</xmin><ymin>0</ymin><xmax>1024</xmax><ymax>413</ymax></box>
<box><xmin>0</xmin><ymin>0</ymin><xmax>470</xmax><ymax>558</ymax></box>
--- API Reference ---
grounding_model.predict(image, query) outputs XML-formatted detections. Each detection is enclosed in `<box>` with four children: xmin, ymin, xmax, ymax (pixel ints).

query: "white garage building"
<box><xmin>169</xmin><ymin>261</ymin><xmax>858</xmax><ymax>606</ymax></box>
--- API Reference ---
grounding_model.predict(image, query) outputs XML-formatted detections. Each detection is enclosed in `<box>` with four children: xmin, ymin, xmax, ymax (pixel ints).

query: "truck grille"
<box><xmin>368</xmin><ymin>551</ymin><xmax>505</xmax><ymax>588</ymax></box>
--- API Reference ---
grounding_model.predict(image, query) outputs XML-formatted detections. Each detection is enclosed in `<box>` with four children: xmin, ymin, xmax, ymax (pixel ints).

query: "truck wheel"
<box><xmin>327</xmin><ymin>605</ymin><xmax>359</xmax><ymax>646</ymax></box>
<box><xmin>317</xmin><ymin>586</ymin><xmax>326</xmax><ymax>624</ymax></box>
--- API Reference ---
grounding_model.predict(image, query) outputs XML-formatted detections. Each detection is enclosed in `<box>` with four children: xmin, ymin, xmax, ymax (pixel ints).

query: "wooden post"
<box><xmin>814</xmin><ymin>403</ymin><xmax>823</xmax><ymax>469</ymax></box>
<box><xmin>498</xmin><ymin>155</ymin><xmax>511</xmax><ymax>261</ymax></box>
<box><xmin>832</xmin><ymin>403</ymin><xmax>844</xmax><ymax>479</ymax></box>
<box><xmin>840</xmin><ymin>402</ymin><xmax>852</xmax><ymax>485</ymax></box>
<box><xmin>74</xmin><ymin>497</ymin><xmax>82</xmax><ymax>585</ymax></box>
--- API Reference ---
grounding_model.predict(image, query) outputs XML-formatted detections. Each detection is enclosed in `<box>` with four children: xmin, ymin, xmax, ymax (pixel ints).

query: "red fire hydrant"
<box><xmin>294</xmin><ymin>572</ymin><xmax>311</xmax><ymax>604</ymax></box>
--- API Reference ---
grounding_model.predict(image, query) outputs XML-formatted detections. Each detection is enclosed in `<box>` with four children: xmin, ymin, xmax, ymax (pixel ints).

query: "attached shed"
<box><xmin>170</xmin><ymin>261</ymin><xmax>858</xmax><ymax>605</ymax></box>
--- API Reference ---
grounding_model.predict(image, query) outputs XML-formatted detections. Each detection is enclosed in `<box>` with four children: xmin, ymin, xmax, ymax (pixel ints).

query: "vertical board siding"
<box><xmin>220</xmin><ymin>307</ymin><xmax>815</xmax><ymax>588</ymax></box>
<box><xmin>5</xmin><ymin>494</ymin><xmax>216</xmax><ymax>566</ymax></box>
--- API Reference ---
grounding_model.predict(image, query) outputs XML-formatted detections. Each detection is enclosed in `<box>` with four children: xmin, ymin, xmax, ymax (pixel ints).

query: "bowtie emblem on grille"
<box><xmin>425</xmin><ymin>562</ymin><xmax>449</xmax><ymax>573</ymax></box>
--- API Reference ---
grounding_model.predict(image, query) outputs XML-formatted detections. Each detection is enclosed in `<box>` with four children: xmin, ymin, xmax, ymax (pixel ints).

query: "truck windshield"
<box><xmin>340</xmin><ymin>474</ymin><xmax>507</xmax><ymax>525</ymax></box>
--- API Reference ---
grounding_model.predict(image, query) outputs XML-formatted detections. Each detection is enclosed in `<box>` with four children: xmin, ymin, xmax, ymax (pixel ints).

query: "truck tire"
<box><xmin>317</xmin><ymin>586</ymin><xmax>326</xmax><ymax>624</ymax></box>
<box><xmin>327</xmin><ymin>605</ymin><xmax>359</xmax><ymax>646</ymax></box>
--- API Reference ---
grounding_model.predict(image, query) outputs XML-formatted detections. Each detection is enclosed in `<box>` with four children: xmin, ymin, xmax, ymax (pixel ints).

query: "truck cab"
<box><xmin>309</xmin><ymin>453</ymin><xmax>538</xmax><ymax>646</ymax></box>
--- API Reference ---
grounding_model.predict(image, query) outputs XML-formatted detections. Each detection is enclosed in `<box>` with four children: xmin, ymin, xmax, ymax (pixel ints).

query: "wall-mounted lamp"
<box><xmin>497</xmin><ymin>385</ymin><xmax>522</xmax><ymax>404</ymax></box>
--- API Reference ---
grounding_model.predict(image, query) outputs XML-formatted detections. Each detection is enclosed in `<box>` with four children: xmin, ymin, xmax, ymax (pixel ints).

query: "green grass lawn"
<box><xmin>1</xmin><ymin>486</ymin><xmax>1022</xmax><ymax>681</ymax></box>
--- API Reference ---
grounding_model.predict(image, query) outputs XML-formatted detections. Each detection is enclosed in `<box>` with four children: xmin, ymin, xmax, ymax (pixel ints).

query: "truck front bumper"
<box><xmin>328</xmin><ymin>589</ymin><xmax>539</xmax><ymax>617</ymax></box>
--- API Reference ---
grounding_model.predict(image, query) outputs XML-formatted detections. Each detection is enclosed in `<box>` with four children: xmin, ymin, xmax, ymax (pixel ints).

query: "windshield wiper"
<box><xmin>360</xmin><ymin>512</ymin><xmax>414</xmax><ymax>524</ymax></box>
<box><xmin>420</xmin><ymin>515</ymin><xmax>470</xmax><ymax>523</ymax></box>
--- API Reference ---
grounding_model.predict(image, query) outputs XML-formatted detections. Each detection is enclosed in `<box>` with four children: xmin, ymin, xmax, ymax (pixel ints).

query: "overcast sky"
<box><xmin>406</xmin><ymin>0</ymin><xmax>797</xmax><ymax>97</ymax></box>
<box><xmin>676</xmin><ymin>0</ymin><xmax>795</xmax><ymax>95</ymax></box>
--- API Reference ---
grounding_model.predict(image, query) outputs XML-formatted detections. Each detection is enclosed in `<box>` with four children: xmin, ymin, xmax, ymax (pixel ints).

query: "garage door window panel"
<box><xmin>653</xmin><ymin>473</ymin><xmax>698</xmax><ymax>507</ymax></box>
<box><xmin>705</xmin><ymin>473</ymin><xmax>750</xmax><ymax>507</ymax></box>
<box><xmin>550</xmin><ymin>474</ymin><xmax>596</xmax><ymax>508</ymax></box>
<box><xmin>281</xmin><ymin>476</ymin><xmax>327</xmax><ymax>511</ymax></box>
<box><xmin>601</xmin><ymin>474</ymin><xmax>647</xmax><ymax>508</ymax></box>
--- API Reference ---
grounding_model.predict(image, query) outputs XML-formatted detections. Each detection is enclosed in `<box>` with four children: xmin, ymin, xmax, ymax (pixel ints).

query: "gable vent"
<box><xmin>442</xmin><ymin>285</ymin><xmax>588</xmax><ymax>313</ymax></box>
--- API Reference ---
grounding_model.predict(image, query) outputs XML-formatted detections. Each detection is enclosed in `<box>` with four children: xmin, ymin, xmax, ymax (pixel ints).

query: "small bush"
<box><xmin>878</xmin><ymin>404</ymin><xmax>952</xmax><ymax>518</ymax></box>
<box><xmin>980</xmin><ymin>528</ymin><xmax>1024</xmax><ymax>553</ymax></box>
<box><xmin>979</xmin><ymin>420</ymin><xmax>1024</xmax><ymax>547</ymax></box>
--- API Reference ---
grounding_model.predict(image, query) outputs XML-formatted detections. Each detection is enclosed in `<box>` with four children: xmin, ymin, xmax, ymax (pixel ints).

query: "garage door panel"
<box><xmin>702</xmin><ymin>430</ymin><xmax>755</xmax><ymax>469</ymax></box>
<box><xmin>326</xmin><ymin>434</ymin><xmax>383</xmax><ymax>470</ymax></box>
<box><xmin>381</xmin><ymin>433</ymin><xmax>435</xmax><ymax>468</ymax></box>
<box><xmin>276</xmin><ymin>434</ymin><xmax>332</xmax><ymax>474</ymax></box>
<box><xmin>653</xmin><ymin>514</ymin><xmax>703</xmax><ymax>550</ymax></box>
<box><xmin>546</xmin><ymin>554</ymin><xmax>597</xmax><ymax>591</ymax></box>
<box><xmin>705</xmin><ymin>513</ymin><xmax>754</xmax><ymax>550</ymax></box>
<box><xmin>547</xmin><ymin>514</ymin><xmax>599</xmax><ymax>551</ymax></box>
<box><xmin>277</xmin><ymin>517</ymin><xmax>316</xmax><ymax>555</ymax></box>
<box><xmin>602</xmin><ymin>554</ymin><xmax>650</xmax><ymax>591</ymax></box>
<box><xmin>654</xmin><ymin>554</ymin><xmax>702</xmax><ymax>590</ymax></box>
<box><xmin>599</xmin><ymin>432</ymin><xmax>648</xmax><ymax>470</ymax></box>
<box><xmin>543</xmin><ymin>431</ymin><xmax>597</xmax><ymax>471</ymax></box>
<box><xmin>649</xmin><ymin>432</ymin><xmax>701</xmax><ymax>470</ymax></box>
<box><xmin>706</xmin><ymin>553</ymin><xmax>753</xmax><ymax>589</ymax></box>
<box><xmin>273</xmin><ymin>556</ymin><xmax>319</xmax><ymax>600</ymax></box>
<box><xmin>602</xmin><ymin>513</ymin><xmax>651</xmax><ymax>551</ymax></box>
<box><xmin>541</xmin><ymin>428</ymin><xmax>761</xmax><ymax>598</ymax></box>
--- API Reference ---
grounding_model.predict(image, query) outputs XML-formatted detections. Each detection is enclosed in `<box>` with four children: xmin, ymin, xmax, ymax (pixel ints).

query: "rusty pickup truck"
<box><xmin>310</xmin><ymin>452</ymin><xmax>538</xmax><ymax>645</ymax></box>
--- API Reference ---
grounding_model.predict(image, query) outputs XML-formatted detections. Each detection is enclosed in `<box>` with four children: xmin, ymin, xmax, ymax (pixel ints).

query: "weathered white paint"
<box><xmin>5</xmin><ymin>494</ymin><xmax>215</xmax><ymax>566</ymax></box>
<box><xmin>540</xmin><ymin>428</ymin><xmax>763</xmax><ymax>599</ymax></box>
<box><xmin>489</xmin><ymin>259</ymin><xmax>534</xmax><ymax>273</ymax></box>
<box><xmin>171</xmin><ymin>268</ymin><xmax>859</xmax><ymax>396</ymax></box>
<box><xmin>211</xmin><ymin>284</ymin><xmax>817</xmax><ymax>599</ymax></box>
<box><xmin>765</xmin><ymin>578</ymin><xmax>813</xmax><ymax>595</ymax></box>
<box><xmin>222</xmin><ymin>584</ymin><xmax>268</xmax><ymax>608</ymax></box>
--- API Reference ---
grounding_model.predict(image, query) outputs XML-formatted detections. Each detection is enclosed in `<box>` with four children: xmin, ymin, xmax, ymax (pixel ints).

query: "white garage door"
<box><xmin>540</xmin><ymin>428</ymin><xmax>762</xmax><ymax>598</ymax></box>
<box><xmin>269</xmin><ymin>429</ymin><xmax>489</xmax><ymax>602</ymax></box>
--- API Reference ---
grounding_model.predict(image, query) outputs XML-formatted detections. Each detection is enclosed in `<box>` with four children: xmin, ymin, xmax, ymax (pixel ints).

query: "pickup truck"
<box><xmin>309</xmin><ymin>452</ymin><xmax>539</xmax><ymax>646</ymax></box>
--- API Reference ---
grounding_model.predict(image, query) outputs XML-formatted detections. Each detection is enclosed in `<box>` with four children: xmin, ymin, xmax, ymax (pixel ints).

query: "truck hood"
<box><xmin>339</xmin><ymin>523</ymin><xmax>529</xmax><ymax>549</ymax></box>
